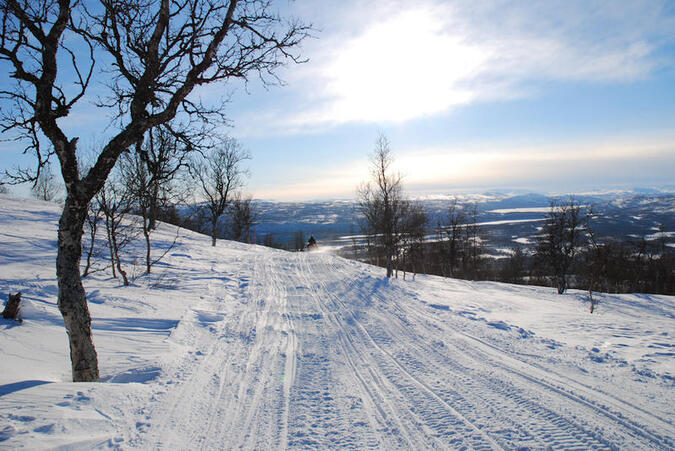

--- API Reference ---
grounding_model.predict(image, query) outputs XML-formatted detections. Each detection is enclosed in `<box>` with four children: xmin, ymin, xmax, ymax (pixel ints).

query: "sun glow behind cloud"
<box><xmin>226</xmin><ymin>1</ymin><xmax>675</xmax><ymax>200</ymax></box>
<box><xmin>317</xmin><ymin>8</ymin><xmax>488</xmax><ymax>123</ymax></box>
<box><xmin>264</xmin><ymin>0</ymin><xmax>671</xmax><ymax>130</ymax></box>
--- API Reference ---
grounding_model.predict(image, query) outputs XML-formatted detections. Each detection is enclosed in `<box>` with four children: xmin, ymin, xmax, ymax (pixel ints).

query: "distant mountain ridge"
<box><xmin>251</xmin><ymin>190</ymin><xmax>674</xmax><ymax>251</ymax></box>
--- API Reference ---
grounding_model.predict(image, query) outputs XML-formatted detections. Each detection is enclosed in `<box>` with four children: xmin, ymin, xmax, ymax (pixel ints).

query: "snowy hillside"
<box><xmin>0</xmin><ymin>194</ymin><xmax>673</xmax><ymax>449</ymax></box>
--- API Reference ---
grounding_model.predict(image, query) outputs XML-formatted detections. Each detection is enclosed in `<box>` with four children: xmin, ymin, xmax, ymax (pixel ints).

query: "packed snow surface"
<box><xmin>0</xmin><ymin>194</ymin><xmax>673</xmax><ymax>449</ymax></box>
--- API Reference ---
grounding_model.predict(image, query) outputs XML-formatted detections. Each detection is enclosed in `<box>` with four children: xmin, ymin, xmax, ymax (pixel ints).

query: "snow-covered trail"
<box><xmin>129</xmin><ymin>251</ymin><xmax>672</xmax><ymax>450</ymax></box>
<box><xmin>1</xmin><ymin>195</ymin><xmax>672</xmax><ymax>449</ymax></box>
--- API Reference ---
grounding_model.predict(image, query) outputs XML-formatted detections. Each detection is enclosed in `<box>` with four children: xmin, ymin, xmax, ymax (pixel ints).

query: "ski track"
<box><xmin>313</xmin><ymin>257</ymin><xmax>673</xmax><ymax>450</ymax></box>
<box><xmin>377</xmin><ymin>281</ymin><xmax>673</xmax><ymax>448</ymax></box>
<box><xmin>130</xmin><ymin>251</ymin><xmax>673</xmax><ymax>450</ymax></box>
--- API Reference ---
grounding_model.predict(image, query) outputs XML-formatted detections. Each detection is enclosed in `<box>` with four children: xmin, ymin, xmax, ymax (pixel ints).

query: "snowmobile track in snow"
<box><xmin>133</xmin><ymin>251</ymin><xmax>673</xmax><ymax>450</ymax></box>
<box><xmin>309</xmin><ymin>256</ymin><xmax>673</xmax><ymax>450</ymax></box>
<box><xmin>2</xmin><ymin>196</ymin><xmax>672</xmax><ymax>451</ymax></box>
<box><xmin>382</xmin><ymin>273</ymin><xmax>674</xmax><ymax>449</ymax></box>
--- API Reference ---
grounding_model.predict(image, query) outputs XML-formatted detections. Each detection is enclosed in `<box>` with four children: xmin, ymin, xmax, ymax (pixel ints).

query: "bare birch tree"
<box><xmin>31</xmin><ymin>161</ymin><xmax>60</xmax><ymax>201</ymax></box>
<box><xmin>192</xmin><ymin>136</ymin><xmax>250</xmax><ymax>246</ymax></box>
<box><xmin>0</xmin><ymin>0</ymin><xmax>309</xmax><ymax>381</ymax></box>
<box><xmin>358</xmin><ymin>133</ymin><xmax>407</xmax><ymax>278</ymax></box>
<box><xmin>438</xmin><ymin>198</ymin><xmax>464</xmax><ymax>277</ymax></box>
<box><xmin>399</xmin><ymin>202</ymin><xmax>427</xmax><ymax>280</ymax></box>
<box><xmin>136</xmin><ymin>126</ymin><xmax>190</xmax><ymax>231</ymax></box>
<box><xmin>96</xmin><ymin>178</ymin><xmax>134</xmax><ymax>286</ymax></box>
<box><xmin>82</xmin><ymin>200</ymin><xmax>103</xmax><ymax>278</ymax></box>
<box><xmin>463</xmin><ymin>203</ymin><xmax>483</xmax><ymax>280</ymax></box>
<box><xmin>536</xmin><ymin>197</ymin><xmax>586</xmax><ymax>294</ymax></box>
<box><xmin>120</xmin><ymin>129</ymin><xmax>186</xmax><ymax>274</ymax></box>
<box><xmin>228</xmin><ymin>193</ymin><xmax>258</xmax><ymax>242</ymax></box>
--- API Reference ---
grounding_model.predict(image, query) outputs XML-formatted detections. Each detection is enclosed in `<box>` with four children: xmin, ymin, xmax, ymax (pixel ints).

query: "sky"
<box><xmin>1</xmin><ymin>0</ymin><xmax>675</xmax><ymax>201</ymax></box>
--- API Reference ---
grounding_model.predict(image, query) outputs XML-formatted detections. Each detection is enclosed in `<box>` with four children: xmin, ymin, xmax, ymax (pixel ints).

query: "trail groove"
<box><xmin>137</xmin><ymin>251</ymin><xmax>674</xmax><ymax>450</ymax></box>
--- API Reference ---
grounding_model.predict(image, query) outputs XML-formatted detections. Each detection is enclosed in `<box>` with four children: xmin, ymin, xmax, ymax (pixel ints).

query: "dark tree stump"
<box><xmin>2</xmin><ymin>292</ymin><xmax>22</xmax><ymax>320</ymax></box>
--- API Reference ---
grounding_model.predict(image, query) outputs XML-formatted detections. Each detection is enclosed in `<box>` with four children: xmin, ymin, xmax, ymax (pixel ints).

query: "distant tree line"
<box><xmin>350</xmin><ymin>192</ymin><xmax>673</xmax><ymax>298</ymax></box>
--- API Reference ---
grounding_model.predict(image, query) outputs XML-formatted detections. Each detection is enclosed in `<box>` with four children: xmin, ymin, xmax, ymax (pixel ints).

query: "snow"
<box><xmin>476</xmin><ymin>218</ymin><xmax>545</xmax><ymax>226</ymax></box>
<box><xmin>1</xmin><ymin>194</ymin><xmax>674</xmax><ymax>449</ymax></box>
<box><xmin>645</xmin><ymin>230</ymin><xmax>674</xmax><ymax>240</ymax></box>
<box><xmin>488</xmin><ymin>207</ymin><xmax>551</xmax><ymax>214</ymax></box>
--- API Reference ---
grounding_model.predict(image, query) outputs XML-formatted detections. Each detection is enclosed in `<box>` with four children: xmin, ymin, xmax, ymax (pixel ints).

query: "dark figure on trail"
<box><xmin>307</xmin><ymin>235</ymin><xmax>317</xmax><ymax>251</ymax></box>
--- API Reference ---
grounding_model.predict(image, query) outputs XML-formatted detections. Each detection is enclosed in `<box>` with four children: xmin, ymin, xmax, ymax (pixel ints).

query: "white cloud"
<box><xmin>299</xmin><ymin>7</ymin><xmax>487</xmax><ymax>123</ymax></box>
<box><xmin>237</xmin><ymin>0</ymin><xmax>673</xmax><ymax>132</ymax></box>
<box><xmin>393</xmin><ymin>132</ymin><xmax>675</xmax><ymax>192</ymax></box>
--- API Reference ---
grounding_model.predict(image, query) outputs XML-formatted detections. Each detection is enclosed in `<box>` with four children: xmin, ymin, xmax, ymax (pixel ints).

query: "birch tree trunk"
<box><xmin>57</xmin><ymin>196</ymin><xmax>99</xmax><ymax>382</ymax></box>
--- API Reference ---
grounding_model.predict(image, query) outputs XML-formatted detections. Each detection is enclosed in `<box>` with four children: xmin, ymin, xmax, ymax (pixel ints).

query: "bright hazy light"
<box><xmin>252</xmin><ymin>161</ymin><xmax>369</xmax><ymax>201</ymax></box>
<box><xmin>275</xmin><ymin>2</ymin><xmax>662</xmax><ymax>130</ymax></box>
<box><xmin>394</xmin><ymin>134</ymin><xmax>675</xmax><ymax>191</ymax></box>
<box><xmin>315</xmin><ymin>8</ymin><xmax>488</xmax><ymax>123</ymax></box>
<box><xmin>249</xmin><ymin>133</ymin><xmax>675</xmax><ymax>200</ymax></box>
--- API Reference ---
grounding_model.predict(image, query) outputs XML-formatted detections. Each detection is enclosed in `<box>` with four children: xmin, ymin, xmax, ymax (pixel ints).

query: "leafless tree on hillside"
<box><xmin>119</xmin><ymin>151</ymin><xmax>155</xmax><ymax>273</ymax></box>
<box><xmin>0</xmin><ymin>0</ymin><xmax>309</xmax><ymax>381</ymax></box>
<box><xmin>136</xmin><ymin>126</ymin><xmax>191</xmax><ymax>231</ymax></box>
<box><xmin>192</xmin><ymin>137</ymin><xmax>250</xmax><ymax>246</ymax></box>
<box><xmin>120</xmin><ymin>129</ymin><xmax>187</xmax><ymax>274</ymax></box>
<box><xmin>437</xmin><ymin>198</ymin><xmax>465</xmax><ymax>277</ymax></box>
<box><xmin>228</xmin><ymin>194</ymin><xmax>258</xmax><ymax>243</ymax></box>
<box><xmin>536</xmin><ymin>197</ymin><xmax>586</xmax><ymax>294</ymax></box>
<box><xmin>399</xmin><ymin>202</ymin><xmax>427</xmax><ymax>280</ymax></box>
<box><xmin>31</xmin><ymin>162</ymin><xmax>60</xmax><ymax>201</ymax></box>
<box><xmin>96</xmin><ymin>178</ymin><xmax>134</xmax><ymax>286</ymax></box>
<box><xmin>82</xmin><ymin>200</ymin><xmax>103</xmax><ymax>278</ymax></box>
<box><xmin>358</xmin><ymin>133</ymin><xmax>408</xmax><ymax>278</ymax></box>
<box><xmin>463</xmin><ymin>203</ymin><xmax>483</xmax><ymax>280</ymax></box>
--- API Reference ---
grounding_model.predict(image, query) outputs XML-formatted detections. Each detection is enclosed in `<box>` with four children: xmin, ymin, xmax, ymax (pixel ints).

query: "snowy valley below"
<box><xmin>0</xmin><ymin>194</ymin><xmax>673</xmax><ymax>450</ymax></box>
